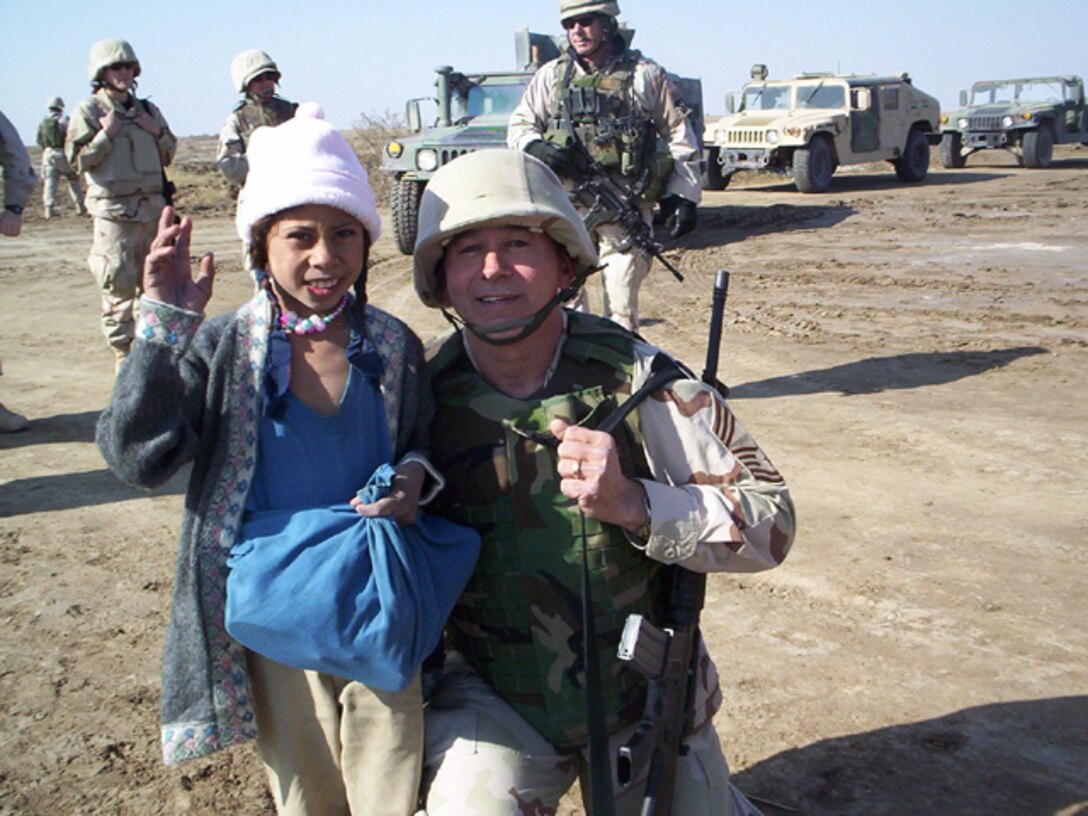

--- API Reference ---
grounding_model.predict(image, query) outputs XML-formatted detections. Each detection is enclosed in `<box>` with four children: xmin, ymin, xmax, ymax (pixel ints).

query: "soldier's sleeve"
<box><xmin>634</xmin><ymin>377</ymin><xmax>795</xmax><ymax>573</ymax></box>
<box><xmin>636</xmin><ymin>60</ymin><xmax>702</xmax><ymax>203</ymax></box>
<box><xmin>148</xmin><ymin>101</ymin><xmax>177</xmax><ymax>168</ymax></box>
<box><xmin>66</xmin><ymin>99</ymin><xmax>110</xmax><ymax>172</ymax></box>
<box><xmin>0</xmin><ymin>111</ymin><xmax>37</xmax><ymax>209</ymax></box>
<box><xmin>35</xmin><ymin>119</ymin><xmax>47</xmax><ymax>149</ymax></box>
<box><xmin>215</xmin><ymin>113</ymin><xmax>248</xmax><ymax>185</ymax></box>
<box><xmin>507</xmin><ymin>64</ymin><xmax>557</xmax><ymax>151</ymax></box>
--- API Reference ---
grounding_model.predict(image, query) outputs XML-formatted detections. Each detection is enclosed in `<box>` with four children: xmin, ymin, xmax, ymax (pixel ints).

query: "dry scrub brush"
<box><xmin>348</xmin><ymin>110</ymin><xmax>410</xmax><ymax>205</ymax></box>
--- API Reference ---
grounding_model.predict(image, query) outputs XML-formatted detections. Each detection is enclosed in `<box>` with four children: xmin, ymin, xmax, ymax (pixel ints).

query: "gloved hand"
<box><xmin>661</xmin><ymin>195</ymin><xmax>697</xmax><ymax>238</ymax></box>
<box><xmin>525</xmin><ymin>140</ymin><xmax>586</xmax><ymax>179</ymax></box>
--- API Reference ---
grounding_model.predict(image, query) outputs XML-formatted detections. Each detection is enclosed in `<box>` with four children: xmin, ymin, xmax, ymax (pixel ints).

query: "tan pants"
<box><xmin>594</xmin><ymin>209</ymin><xmax>654</xmax><ymax>333</ymax></box>
<box><xmin>422</xmin><ymin>654</ymin><xmax>756</xmax><ymax>816</ymax></box>
<box><xmin>88</xmin><ymin>217</ymin><xmax>158</xmax><ymax>357</ymax></box>
<box><xmin>247</xmin><ymin>652</ymin><xmax>424</xmax><ymax>816</ymax></box>
<box><xmin>40</xmin><ymin>148</ymin><xmax>85</xmax><ymax>212</ymax></box>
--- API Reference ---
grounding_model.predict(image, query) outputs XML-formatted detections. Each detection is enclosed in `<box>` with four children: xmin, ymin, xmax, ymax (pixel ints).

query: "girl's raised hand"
<box><xmin>142</xmin><ymin>206</ymin><xmax>216</xmax><ymax>313</ymax></box>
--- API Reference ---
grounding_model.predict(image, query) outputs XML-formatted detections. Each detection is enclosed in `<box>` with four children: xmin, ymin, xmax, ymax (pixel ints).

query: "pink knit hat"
<box><xmin>236</xmin><ymin>102</ymin><xmax>382</xmax><ymax>245</ymax></box>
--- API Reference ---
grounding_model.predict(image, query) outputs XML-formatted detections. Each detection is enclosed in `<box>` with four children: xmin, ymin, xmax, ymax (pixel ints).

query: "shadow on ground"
<box><xmin>729</xmin><ymin>347</ymin><xmax>1047</xmax><ymax>399</ymax></box>
<box><xmin>0</xmin><ymin>466</ymin><xmax>187</xmax><ymax>517</ymax></box>
<box><xmin>733</xmin><ymin>696</ymin><xmax>1088</xmax><ymax>816</ymax></box>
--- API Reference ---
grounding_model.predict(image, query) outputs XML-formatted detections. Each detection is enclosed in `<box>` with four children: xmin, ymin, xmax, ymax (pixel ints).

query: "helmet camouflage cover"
<box><xmin>231</xmin><ymin>49</ymin><xmax>280</xmax><ymax>93</ymax></box>
<box><xmin>413</xmin><ymin>149</ymin><xmax>598</xmax><ymax>308</ymax></box>
<box><xmin>559</xmin><ymin>0</ymin><xmax>620</xmax><ymax>22</ymax></box>
<box><xmin>87</xmin><ymin>38</ymin><xmax>140</xmax><ymax>83</ymax></box>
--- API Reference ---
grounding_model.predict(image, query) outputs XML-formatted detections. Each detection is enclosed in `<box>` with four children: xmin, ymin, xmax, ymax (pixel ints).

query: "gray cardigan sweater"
<box><xmin>96</xmin><ymin>292</ymin><xmax>433</xmax><ymax>763</ymax></box>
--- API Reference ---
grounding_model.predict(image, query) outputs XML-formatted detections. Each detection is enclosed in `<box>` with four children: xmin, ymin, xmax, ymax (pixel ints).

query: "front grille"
<box><xmin>968</xmin><ymin>115</ymin><xmax>1002</xmax><ymax>130</ymax></box>
<box><xmin>439</xmin><ymin>147</ymin><xmax>474</xmax><ymax>165</ymax></box>
<box><xmin>726</xmin><ymin>128</ymin><xmax>766</xmax><ymax>145</ymax></box>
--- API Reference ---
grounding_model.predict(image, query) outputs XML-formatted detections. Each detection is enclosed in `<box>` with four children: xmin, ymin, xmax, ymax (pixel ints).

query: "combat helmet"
<box><xmin>87</xmin><ymin>39</ymin><xmax>140</xmax><ymax>83</ymax></box>
<box><xmin>559</xmin><ymin>0</ymin><xmax>620</xmax><ymax>22</ymax></box>
<box><xmin>231</xmin><ymin>50</ymin><xmax>280</xmax><ymax>94</ymax></box>
<box><xmin>47</xmin><ymin>96</ymin><xmax>64</xmax><ymax>111</ymax></box>
<box><xmin>414</xmin><ymin>149</ymin><xmax>597</xmax><ymax>310</ymax></box>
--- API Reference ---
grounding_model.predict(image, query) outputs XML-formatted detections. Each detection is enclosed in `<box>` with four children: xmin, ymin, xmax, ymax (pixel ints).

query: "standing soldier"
<box><xmin>66</xmin><ymin>38</ymin><xmax>176</xmax><ymax>365</ymax></box>
<box><xmin>508</xmin><ymin>0</ymin><xmax>701</xmax><ymax>332</ymax></box>
<box><xmin>1</xmin><ymin>110</ymin><xmax>36</xmax><ymax>431</ymax></box>
<box><xmin>36</xmin><ymin>97</ymin><xmax>87</xmax><ymax>219</ymax></box>
<box><xmin>216</xmin><ymin>50</ymin><xmax>297</xmax><ymax>191</ymax></box>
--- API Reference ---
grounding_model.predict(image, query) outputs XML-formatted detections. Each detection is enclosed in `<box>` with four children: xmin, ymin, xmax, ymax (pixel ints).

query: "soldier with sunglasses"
<box><xmin>216</xmin><ymin>50</ymin><xmax>297</xmax><ymax>190</ymax></box>
<box><xmin>508</xmin><ymin>0</ymin><xmax>701</xmax><ymax>333</ymax></box>
<box><xmin>67</xmin><ymin>38</ymin><xmax>176</xmax><ymax>366</ymax></box>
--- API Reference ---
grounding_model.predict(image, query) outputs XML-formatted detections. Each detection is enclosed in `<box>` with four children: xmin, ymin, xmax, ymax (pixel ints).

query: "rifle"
<box><xmin>555</xmin><ymin>111</ymin><xmax>685</xmax><ymax>283</ymax></box>
<box><xmin>616</xmin><ymin>270</ymin><xmax>730</xmax><ymax>816</ymax></box>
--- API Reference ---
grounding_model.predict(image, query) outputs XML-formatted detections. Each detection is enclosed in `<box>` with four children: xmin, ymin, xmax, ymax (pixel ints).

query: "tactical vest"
<box><xmin>547</xmin><ymin>48</ymin><xmax>673</xmax><ymax>201</ymax></box>
<box><xmin>84</xmin><ymin>94</ymin><xmax>164</xmax><ymax>199</ymax></box>
<box><xmin>428</xmin><ymin>313</ymin><xmax>668</xmax><ymax>748</ymax></box>
<box><xmin>38</xmin><ymin>116</ymin><xmax>65</xmax><ymax>149</ymax></box>
<box><xmin>232</xmin><ymin>97</ymin><xmax>297</xmax><ymax>149</ymax></box>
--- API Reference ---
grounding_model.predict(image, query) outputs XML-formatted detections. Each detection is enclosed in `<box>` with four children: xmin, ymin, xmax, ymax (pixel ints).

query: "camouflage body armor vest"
<box><xmin>428</xmin><ymin>313</ymin><xmax>667</xmax><ymax>748</ymax></box>
<box><xmin>85</xmin><ymin>94</ymin><xmax>163</xmax><ymax>199</ymax></box>
<box><xmin>547</xmin><ymin>48</ymin><xmax>673</xmax><ymax>202</ymax></box>
<box><xmin>232</xmin><ymin>97</ymin><xmax>297</xmax><ymax>149</ymax></box>
<box><xmin>38</xmin><ymin>116</ymin><xmax>65</xmax><ymax>149</ymax></box>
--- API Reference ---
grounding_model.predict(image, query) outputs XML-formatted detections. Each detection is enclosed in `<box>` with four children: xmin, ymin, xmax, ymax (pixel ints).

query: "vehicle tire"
<box><xmin>793</xmin><ymin>136</ymin><xmax>835</xmax><ymax>193</ymax></box>
<box><xmin>703</xmin><ymin>147</ymin><xmax>731</xmax><ymax>191</ymax></box>
<box><xmin>895</xmin><ymin>128</ymin><xmax>931</xmax><ymax>182</ymax></box>
<box><xmin>391</xmin><ymin>178</ymin><xmax>424</xmax><ymax>255</ymax></box>
<box><xmin>1022</xmin><ymin>125</ymin><xmax>1054</xmax><ymax>168</ymax></box>
<box><xmin>939</xmin><ymin>132</ymin><xmax>966</xmax><ymax>169</ymax></box>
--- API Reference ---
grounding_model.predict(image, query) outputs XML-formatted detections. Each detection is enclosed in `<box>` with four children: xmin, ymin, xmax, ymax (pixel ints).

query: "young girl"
<box><xmin>97</xmin><ymin>104</ymin><xmax>443</xmax><ymax>815</ymax></box>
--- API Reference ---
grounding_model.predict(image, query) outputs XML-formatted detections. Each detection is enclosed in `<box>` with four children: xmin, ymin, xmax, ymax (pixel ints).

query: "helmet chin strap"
<box><xmin>441</xmin><ymin>264</ymin><xmax>601</xmax><ymax>347</ymax></box>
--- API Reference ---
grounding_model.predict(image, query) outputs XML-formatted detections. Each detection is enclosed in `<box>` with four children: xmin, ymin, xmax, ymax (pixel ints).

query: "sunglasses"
<box><xmin>107</xmin><ymin>62</ymin><xmax>136</xmax><ymax>72</ymax></box>
<box><xmin>562</xmin><ymin>14</ymin><xmax>599</xmax><ymax>30</ymax></box>
<box><xmin>251</xmin><ymin>71</ymin><xmax>280</xmax><ymax>84</ymax></box>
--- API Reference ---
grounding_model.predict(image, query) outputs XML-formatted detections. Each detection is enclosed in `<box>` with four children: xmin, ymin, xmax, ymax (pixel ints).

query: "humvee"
<box><xmin>939</xmin><ymin>75</ymin><xmax>1088</xmax><ymax>168</ymax></box>
<box><xmin>703</xmin><ymin>65</ymin><xmax>941</xmax><ymax>193</ymax></box>
<box><xmin>381</xmin><ymin>28</ymin><xmax>705</xmax><ymax>254</ymax></box>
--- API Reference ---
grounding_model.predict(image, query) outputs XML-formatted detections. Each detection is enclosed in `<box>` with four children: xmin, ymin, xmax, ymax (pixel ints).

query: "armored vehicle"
<box><xmin>382</xmin><ymin>29</ymin><xmax>704</xmax><ymax>254</ymax></box>
<box><xmin>939</xmin><ymin>76</ymin><xmax>1088</xmax><ymax>169</ymax></box>
<box><xmin>703</xmin><ymin>65</ymin><xmax>941</xmax><ymax>193</ymax></box>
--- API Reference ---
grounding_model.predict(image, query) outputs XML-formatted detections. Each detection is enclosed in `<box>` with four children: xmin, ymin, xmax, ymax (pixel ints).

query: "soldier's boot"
<box><xmin>76</xmin><ymin>202</ymin><xmax>88</xmax><ymax>217</ymax></box>
<box><xmin>44</xmin><ymin>206</ymin><xmax>55</xmax><ymax>220</ymax></box>
<box><xmin>608</xmin><ymin>311</ymin><xmax>638</xmax><ymax>333</ymax></box>
<box><xmin>0</xmin><ymin>402</ymin><xmax>29</xmax><ymax>433</ymax></box>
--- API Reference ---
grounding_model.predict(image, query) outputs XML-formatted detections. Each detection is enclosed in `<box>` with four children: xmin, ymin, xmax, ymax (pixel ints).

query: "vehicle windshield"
<box><xmin>795</xmin><ymin>82</ymin><xmax>846</xmax><ymax>110</ymax></box>
<box><xmin>971</xmin><ymin>80</ymin><xmax>1064</xmax><ymax>105</ymax></box>
<box><xmin>451</xmin><ymin>81</ymin><xmax>528</xmax><ymax>121</ymax></box>
<box><xmin>743</xmin><ymin>84</ymin><xmax>790</xmax><ymax>111</ymax></box>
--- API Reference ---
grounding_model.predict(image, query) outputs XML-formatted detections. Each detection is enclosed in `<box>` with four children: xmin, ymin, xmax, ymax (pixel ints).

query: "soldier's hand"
<box><xmin>526</xmin><ymin>140</ymin><xmax>582</xmax><ymax>179</ymax></box>
<box><xmin>661</xmin><ymin>195</ymin><xmax>697</xmax><ymax>238</ymax></box>
<box><xmin>550</xmin><ymin>418</ymin><xmax>648</xmax><ymax>532</ymax></box>
<box><xmin>99</xmin><ymin>109</ymin><xmax>122</xmax><ymax>138</ymax></box>
<box><xmin>134</xmin><ymin>111</ymin><xmax>162</xmax><ymax>139</ymax></box>
<box><xmin>142</xmin><ymin>206</ymin><xmax>215</xmax><ymax>313</ymax></box>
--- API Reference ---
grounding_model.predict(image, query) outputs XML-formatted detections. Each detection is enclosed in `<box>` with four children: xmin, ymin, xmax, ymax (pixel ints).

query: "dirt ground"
<box><xmin>1</xmin><ymin>142</ymin><xmax>1086</xmax><ymax>816</ymax></box>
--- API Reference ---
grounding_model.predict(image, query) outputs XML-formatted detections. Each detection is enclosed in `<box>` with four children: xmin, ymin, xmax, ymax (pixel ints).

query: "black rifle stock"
<box><xmin>616</xmin><ymin>270</ymin><xmax>730</xmax><ymax>816</ymax></box>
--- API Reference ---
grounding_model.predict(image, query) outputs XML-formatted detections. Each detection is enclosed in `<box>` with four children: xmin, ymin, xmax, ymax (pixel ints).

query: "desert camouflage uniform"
<box><xmin>0</xmin><ymin>110</ymin><xmax>36</xmax><ymax>213</ymax></box>
<box><xmin>36</xmin><ymin>111</ymin><xmax>86</xmax><ymax>216</ymax></box>
<box><xmin>66</xmin><ymin>89</ymin><xmax>175</xmax><ymax>358</ymax></box>
<box><xmin>216</xmin><ymin>97</ymin><xmax>297</xmax><ymax>188</ymax></box>
<box><xmin>421</xmin><ymin>310</ymin><xmax>795</xmax><ymax>815</ymax></box>
<box><xmin>508</xmin><ymin>44</ymin><xmax>702</xmax><ymax>331</ymax></box>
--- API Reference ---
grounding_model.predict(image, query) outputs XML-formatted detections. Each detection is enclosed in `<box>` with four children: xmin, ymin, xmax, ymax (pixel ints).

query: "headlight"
<box><xmin>416</xmin><ymin>149</ymin><xmax>439</xmax><ymax>172</ymax></box>
<box><xmin>940</xmin><ymin>115</ymin><xmax>948</xmax><ymax>125</ymax></box>
<box><xmin>766</xmin><ymin>129</ymin><xmax>779</xmax><ymax>145</ymax></box>
<box><xmin>1002</xmin><ymin>116</ymin><xmax>1015</xmax><ymax>129</ymax></box>
<box><xmin>386</xmin><ymin>141</ymin><xmax>403</xmax><ymax>159</ymax></box>
<box><xmin>957</xmin><ymin>117</ymin><xmax>968</xmax><ymax>129</ymax></box>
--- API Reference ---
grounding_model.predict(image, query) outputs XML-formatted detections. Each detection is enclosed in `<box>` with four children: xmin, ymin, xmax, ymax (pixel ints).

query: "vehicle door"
<box><xmin>851</xmin><ymin>85</ymin><xmax>879</xmax><ymax>152</ymax></box>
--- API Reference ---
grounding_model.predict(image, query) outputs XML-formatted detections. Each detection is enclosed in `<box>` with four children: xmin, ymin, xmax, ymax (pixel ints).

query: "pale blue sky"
<box><xmin>2</xmin><ymin>0</ymin><xmax>1086</xmax><ymax>141</ymax></box>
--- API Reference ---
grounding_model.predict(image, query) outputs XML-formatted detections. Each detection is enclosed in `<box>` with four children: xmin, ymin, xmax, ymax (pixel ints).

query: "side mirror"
<box><xmin>851</xmin><ymin>87</ymin><xmax>871</xmax><ymax>111</ymax></box>
<box><xmin>959</xmin><ymin>90</ymin><xmax>967</xmax><ymax>107</ymax></box>
<box><xmin>726</xmin><ymin>93</ymin><xmax>736</xmax><ymax>114</ymax></box>
<box><xmin>406</xmin><ymin>100</ymin><xmax>422</xmax><ymax>133</ymax></box>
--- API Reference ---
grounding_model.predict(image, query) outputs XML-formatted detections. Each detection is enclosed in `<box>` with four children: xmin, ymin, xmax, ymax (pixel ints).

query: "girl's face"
<box><xmin>265</xmin><ymin>204</ymin><xmax>366</xmax><ymax>316</ymax></box>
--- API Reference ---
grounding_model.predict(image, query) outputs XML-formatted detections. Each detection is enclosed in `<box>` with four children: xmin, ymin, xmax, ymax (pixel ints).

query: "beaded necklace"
<box><xmin>278</xmin><ymin>295</ymin><xmax>349</xmax><ymax>335</ymax></box>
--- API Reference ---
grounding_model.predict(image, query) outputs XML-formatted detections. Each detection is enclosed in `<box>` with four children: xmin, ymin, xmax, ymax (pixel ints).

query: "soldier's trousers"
<box><xmin>421</xmin><ymin>654</ymin><xmax>760</xmax><ymax>816</ymax></box>
<box><xmin>247</xmin><ymin>652</ymin><xmax>424</xmax><ymax>816</ymax></box>
<box><xmin>593</xmin><ymin>207</ymin><xmax>654</xmax><ymax>333</ymax></box>
<box><xmin>40</xmin><ymin>148</ymin><xmax>85</xmax><ymax>212</ymax></box>
<box><xmin>88</xmin><ymin>216</ymin><xmax>158</xmax><ymax>358</ymax></box>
